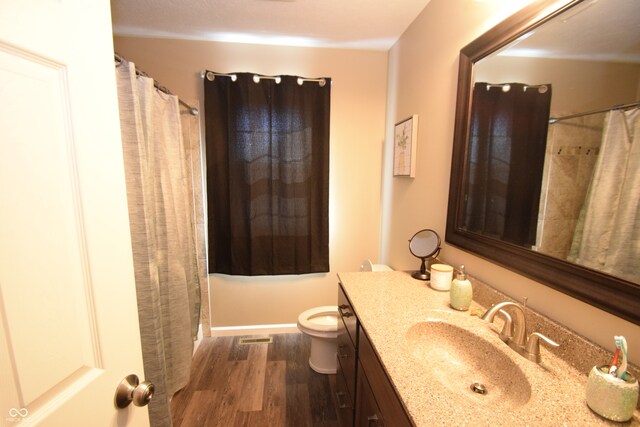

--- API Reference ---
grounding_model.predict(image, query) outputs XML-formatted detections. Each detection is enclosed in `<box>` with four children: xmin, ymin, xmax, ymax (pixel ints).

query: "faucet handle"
<box><xmin>496</xmin><ymin>309</ymin><xmax>513</xmax><ymax>343</ymax></box>
<box><xmin>525</xmin><ymin>332</ymin><xmax>559</xmax><ymax>363</ymax></box>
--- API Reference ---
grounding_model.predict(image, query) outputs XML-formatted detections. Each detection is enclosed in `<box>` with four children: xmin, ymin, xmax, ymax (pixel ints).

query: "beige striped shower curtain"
<box><xmin>570</xmin><ymin>107</ymin><xmax>640</xmax><ymax>284</ymax></box>
<box><xmin>115</xmin><ymin>60</ymin><xmax>200</xmax><ymax>427</ymax></box>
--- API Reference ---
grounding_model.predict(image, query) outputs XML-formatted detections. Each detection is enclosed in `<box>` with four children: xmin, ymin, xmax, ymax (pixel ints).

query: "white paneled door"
<box><xmin>0</xmin><ymin>1</ymin><xmax>149</xmax><ymax>426</ymax></box>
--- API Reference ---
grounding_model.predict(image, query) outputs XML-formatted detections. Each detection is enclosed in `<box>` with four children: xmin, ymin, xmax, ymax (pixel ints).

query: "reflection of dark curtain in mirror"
<box><xmin>205</xmin><ymin>73</ymin><xmax>330</xmax><ymax>275</ymax></box>
<box><xmin>463</xmin><ymin>82</ymin><xmax>551</xmax><ymax>247</ymax></box>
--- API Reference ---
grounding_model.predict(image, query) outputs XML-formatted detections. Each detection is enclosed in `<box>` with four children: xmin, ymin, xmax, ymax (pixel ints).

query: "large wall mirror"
<box><xmin>446</xmin><ymin>0</ymin><xmax>640</xmax><ymax>324</ymax></box>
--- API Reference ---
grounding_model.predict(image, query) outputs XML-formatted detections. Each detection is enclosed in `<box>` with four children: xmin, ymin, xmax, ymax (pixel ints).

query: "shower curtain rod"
<box><xmin>114</xmin><ymin>53</ymin><xmax>199</xmax><ymax>116</ymax></box>
<box><xmin>484</xmin><ymin>83</ymin><xmax>548</xmax><ymax>92</ymax></box>
<box><xmin>200</xmin><ymin>70</ymin><xmax>327</xmax><ymax>87</ymax></box>
<box><xmin>549</xmin><ymin>100</ymin><xmax>640</xmax><ymax>124</ymax></box>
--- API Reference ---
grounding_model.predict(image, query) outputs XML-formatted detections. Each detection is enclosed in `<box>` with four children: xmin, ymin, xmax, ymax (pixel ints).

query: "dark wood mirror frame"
<box><xmin>446</xmin><ymin>0</ymin><xmax>640</xmax><ymax>325</ymax></box>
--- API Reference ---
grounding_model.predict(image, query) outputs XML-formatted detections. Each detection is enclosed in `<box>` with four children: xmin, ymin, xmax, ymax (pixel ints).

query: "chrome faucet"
<box><xmin>495</xmin><ymin>309</ymin><xmax>513</xmax><ymax>343</ymax></box>
<box><xmin>525</xmin><ymin>332</ymin><xmax>559</xmax><ymax>363</ymax></box>
<box><xmin>481</xmin><ymin>301</ymin><xmax>527</xmax><ymax>350</ymax></box>
<box><xmin>481</xmin><ymin>301</ymin><xmax>559</xmax><ymax>363</ymax></box>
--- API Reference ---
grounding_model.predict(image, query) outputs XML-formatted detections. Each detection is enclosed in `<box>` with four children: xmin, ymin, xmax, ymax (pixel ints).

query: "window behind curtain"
<box><xmin>464</xmin><ymin>82</ymin><xmax>551</xmax><ymax>247</ymax></box>
<box><xmin>204</xmin><ymin>73</ymin><xmax>330</xmax><ymax>275</ymax></box>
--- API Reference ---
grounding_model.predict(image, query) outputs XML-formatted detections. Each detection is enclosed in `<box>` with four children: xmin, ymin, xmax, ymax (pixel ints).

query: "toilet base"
<box><xmin>308</xmin><ymin>336</ymin><xmax>337</xmax><ymax>374</ymax></box>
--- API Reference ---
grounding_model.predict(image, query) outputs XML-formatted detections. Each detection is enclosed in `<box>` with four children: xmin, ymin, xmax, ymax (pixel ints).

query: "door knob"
<box><xmin>115</xmin><ymin>374</ymin><xmax>155</xmax><ymax>408</ymax></box>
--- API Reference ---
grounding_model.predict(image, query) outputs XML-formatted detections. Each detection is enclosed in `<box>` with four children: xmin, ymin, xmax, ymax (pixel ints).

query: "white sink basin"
<box><xmin>406</xmin><ymin>319</ymin><xmax>532</xmax><ymax>410</ymax></box>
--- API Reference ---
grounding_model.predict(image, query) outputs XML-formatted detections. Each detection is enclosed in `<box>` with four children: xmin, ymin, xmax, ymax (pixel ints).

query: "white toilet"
<box><xmin>360</xmin><ymin>259</ymin><xmax>393</xmax><ymax>272</ymax></box>
<box><xmin>297</xmin><ymin>260</ymin><xmax>392</xmax><ymax>374</ymax></box>
<box><xmin>297</xmin><ymin>306</ymin><xmax>339</xmax><ymax>374</ymax></box>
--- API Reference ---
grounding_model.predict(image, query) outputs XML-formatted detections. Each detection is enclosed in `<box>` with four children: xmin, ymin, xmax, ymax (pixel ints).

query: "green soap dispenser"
<box><xmin>450</xmin><ymin>265</ymin><xmax>472</xmax><ymax>311</ymax></box>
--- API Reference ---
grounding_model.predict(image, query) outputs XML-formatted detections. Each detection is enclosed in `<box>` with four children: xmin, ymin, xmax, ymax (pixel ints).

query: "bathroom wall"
<box><xmin>113</xmin><ymin>36</ymin><xmax>389</xmax><ymax>329</ymax></box>
<box><xmin>381</xmin><ymin>0</ymin><xmax>640</xmax><ymax>364</ymax></box>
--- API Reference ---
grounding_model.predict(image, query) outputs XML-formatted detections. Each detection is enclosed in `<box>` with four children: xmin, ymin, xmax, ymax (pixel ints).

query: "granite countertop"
<box><xmin>338</xmin><ymin>270</ymin><xmax>640</xmax><ymax>426</ymax></box>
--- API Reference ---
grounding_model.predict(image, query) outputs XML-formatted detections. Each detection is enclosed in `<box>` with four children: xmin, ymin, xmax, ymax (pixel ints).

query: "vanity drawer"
<box><xmin>335</xmin><ymin>362</ymin><xmax>354</xmax><ymax>427</ymax></box>
<box><xmin>338</xmin><ymin>283</ymin><xmax>358</xmax><ymax>345</ymax></box>
<box><xmin>359</xmin><ymin>328</ymin><xmax>413</xmax><ymax>427</ymax></box>
<box><xmin>337</xmin><ymin>320</ymin><xmax>357</xmax><ymax>401</ymax></box>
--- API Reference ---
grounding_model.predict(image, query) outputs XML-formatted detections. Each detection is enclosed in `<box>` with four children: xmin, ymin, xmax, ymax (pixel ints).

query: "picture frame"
<box><xmin>393</xmin><ymin>115</ymin><xmax>418</xmax><ymax>177</ymax></box>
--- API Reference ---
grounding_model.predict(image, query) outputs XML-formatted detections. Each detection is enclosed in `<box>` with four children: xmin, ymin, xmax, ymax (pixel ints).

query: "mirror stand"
<box><xmin>413</xmin><ymin>257</ymin><xmax>429</xmax><ymax>281</ymax></box>
<box><xmin>412</xmin><ymin>251</ymin><xmax>440</xmax><ymax>281</ymax></box>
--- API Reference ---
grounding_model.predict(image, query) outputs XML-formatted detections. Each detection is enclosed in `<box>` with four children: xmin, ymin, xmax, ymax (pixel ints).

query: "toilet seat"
<box><xmin>297</xmin><ymin>306</ymin><xmax>338</xmax><ymax>336</ymax></box>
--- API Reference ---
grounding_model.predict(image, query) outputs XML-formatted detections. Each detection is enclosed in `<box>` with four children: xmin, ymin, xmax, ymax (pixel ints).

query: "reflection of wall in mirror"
<box><xmin>474</xmin><ymin>56</ymin><xmax>640</xmax><ymax>259</ymax></box>
<box><xmin>474</xmin><ymin>56</ymin><xmax>640</xmax><ymax>116</ymax></box>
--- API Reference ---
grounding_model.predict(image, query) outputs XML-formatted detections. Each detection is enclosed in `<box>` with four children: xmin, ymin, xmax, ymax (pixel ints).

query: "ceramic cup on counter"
<box><xmin>586</xmin><ymin>364</ymin><xmax>639</xmax><ymax>422</ymax></box>
<box><xmin>429</xmin><ymin>264</ymin><xmax>453</xmax><ymax>291</ymax></box>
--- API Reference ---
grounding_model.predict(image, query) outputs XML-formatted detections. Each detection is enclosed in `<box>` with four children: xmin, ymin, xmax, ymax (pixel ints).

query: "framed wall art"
<box><xmin>393</xmin><ymin>115</ymin><xmax>418</xmax><ymax>177</ymax></box>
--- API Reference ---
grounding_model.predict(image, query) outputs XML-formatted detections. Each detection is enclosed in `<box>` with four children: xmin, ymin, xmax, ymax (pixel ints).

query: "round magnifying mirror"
<box><xmin>408</xmin><ymin>229</ymin><xmax>441</xmax><ymax>280</ymax></box>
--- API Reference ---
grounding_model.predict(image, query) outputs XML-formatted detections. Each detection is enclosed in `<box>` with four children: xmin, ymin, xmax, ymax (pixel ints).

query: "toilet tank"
<box><xmin>360</xmin><ymin>259</ymin><xmax>393</xmax><ymax>272</ymax></box>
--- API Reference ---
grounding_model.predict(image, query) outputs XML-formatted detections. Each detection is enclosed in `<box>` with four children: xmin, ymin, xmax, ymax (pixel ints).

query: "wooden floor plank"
<box><xmin>172</xmin><ymin>332</ymin><xmax>338</xmax><ymax>427</ymax></box>
<box><xmin>286</xmin><ymin>383</ymin><xmax>312</xmax><ymax>427</ymax></box>
<box><xmin>237</xmin><ymin>343</ymin><xmax>268</xmax><ymax>412</ymax></box>
<box><xmin>231</xmin><ymin>411</ymin><xmax>253</xmax><ymax>427</ymax></box>
<box><xmin>188</xmin><ymin>336</ymin><xmax>233</xmax><ymax>391</ymax></box>
<box><xmin>227</xmin><ymin>336</ymin><xmax>250</xmax><ymax>361</ymax></box>
<box><xmin>267</xmin><ymin>333</ymin><xmax>287</xmax><ymax>361</ymax></box>
<box><xmin>285</xmin><ymin>333</ymin><xmax>310</xmax><ymax>385</ymax></box>
<box><xmin>261</xmin><ymin>360</ymin><xmax>286</xmax><ymax>426</ymax></box>
<box><xmin>178</xmin><ymin>390</ymin><xmax>217</xmax><ymax>427</ymax></box>
<box><xmin>308</xmin><ymin>371</ymin><xmax>339</xmax><ymax>425</ymax></box>
<box><xmin>169</xmin><ymin>389</ymin><xmax>191</xmax><ymax>427</ymax></box>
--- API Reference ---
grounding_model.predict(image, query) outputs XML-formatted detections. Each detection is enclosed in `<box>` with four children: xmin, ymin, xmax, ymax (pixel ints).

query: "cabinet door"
<box><xmin>336</xmin><ymin>363</ymin><xmax>355</xmax><ymax>427</ymax></box>
<box><xmin>359</xmin><ymin>330</ymin><xmax>413</xmax><ymax>427</ymax></box>
<box><xmin>338</xmin><ymin>283</ymin><xmax>358</xmax><ymax>343</ymax></box>
<box><xmin>355</xmin><ymin>362</ymin><xmax>384</xmax><ymax>427</ymax></box>
<box><xmin>337</xmin><ymin>282</ymin><xmax>357</xmax><ymax>426</ymax></box>
<box><xmin>337</xmin><ymin>318</ymin><xmax>357</xmax><ymax>400</ymax></box>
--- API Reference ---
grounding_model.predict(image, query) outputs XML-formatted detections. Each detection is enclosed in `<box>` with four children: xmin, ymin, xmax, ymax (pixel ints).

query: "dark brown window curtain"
<box><xmin>204</xmin><ymin>73</ymin><xmax>330</xmax><ymax>275</ymax></box>
<box><xmin>463</xmin><ymin>82</ymin><xmax>551</xmax><ymax>247</ymax></box>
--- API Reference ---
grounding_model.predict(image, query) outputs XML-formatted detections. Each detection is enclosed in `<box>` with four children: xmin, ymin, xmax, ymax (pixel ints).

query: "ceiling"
<box><xmin>110</xmin><ymin>0</ymin><xmax>432</xmax><ymax>50</ymax></box>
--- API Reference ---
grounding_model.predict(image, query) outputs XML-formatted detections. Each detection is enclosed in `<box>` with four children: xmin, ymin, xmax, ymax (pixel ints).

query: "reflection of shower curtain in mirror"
<box><xmin>570</xmin><ymin>108</ymin><xmax>640</xmax><ymax>283</ymax></box>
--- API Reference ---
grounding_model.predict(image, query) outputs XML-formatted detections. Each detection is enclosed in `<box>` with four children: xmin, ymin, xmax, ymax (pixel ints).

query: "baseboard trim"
<box><xmin>210</xmin><ymin>323</ymin><xmax>300</xmax><ymax>337</ymax></box>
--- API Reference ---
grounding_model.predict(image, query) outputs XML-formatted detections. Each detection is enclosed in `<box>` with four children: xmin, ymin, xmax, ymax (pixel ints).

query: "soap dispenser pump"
<box><xmin>450</xmin><ymin>265</ymin><xmax>472</xmax><ymax>311</ymax></box>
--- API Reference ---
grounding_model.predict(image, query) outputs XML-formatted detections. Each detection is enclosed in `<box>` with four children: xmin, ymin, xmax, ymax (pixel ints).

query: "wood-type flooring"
<box><xmin>171</xmin><ymin>333</ymin><xmax>340</xmax><ymax>427</ymax></box>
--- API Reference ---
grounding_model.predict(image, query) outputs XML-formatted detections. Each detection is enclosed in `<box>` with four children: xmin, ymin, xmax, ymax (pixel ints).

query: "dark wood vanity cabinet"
<box><xmin>357</xmin><ymin>330</ymin><xmax>413</xmax><ymax>427</ymax></box>
<box><xmin>355</xmin><ymin>362</ymin><xmax>383</xmax><ymax>426</ymax></box>
<box><xmin>336</xmin><ymin>284</ymin><xmax>358</xmax><ymax>427</ymax></box>
<box><xmin>337</xmin><ymin>283</ymin><xmax>413</xmax><ymax>427</ymax></box>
